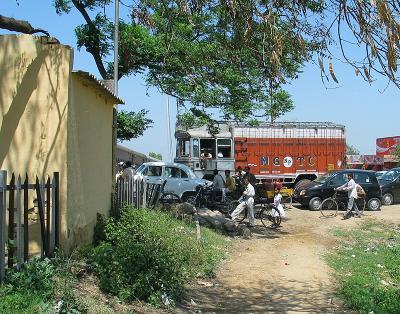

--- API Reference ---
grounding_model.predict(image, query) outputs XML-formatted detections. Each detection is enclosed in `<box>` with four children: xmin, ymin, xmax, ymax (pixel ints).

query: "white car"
<box><xmin>134</xmin><ymin>162</ymin><xmax>211</xmax><ymax>200</ymax></box>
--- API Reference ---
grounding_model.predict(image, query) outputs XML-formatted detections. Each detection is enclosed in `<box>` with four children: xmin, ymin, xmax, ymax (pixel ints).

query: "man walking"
<box><xmin>230</xmin><ymin>177</ymin><xmax>255</xmax><ymax>227</ymax></box>
<box><xmin>336</xmin><ymin>173</ymin><xmax>361</xmax><ymax>219</ymax></box>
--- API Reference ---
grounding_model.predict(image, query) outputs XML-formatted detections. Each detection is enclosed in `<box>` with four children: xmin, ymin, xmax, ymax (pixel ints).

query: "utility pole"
<box><xmin>166</xmin><ymin>95</ymin><xmax>173</xmax><ymax>162</ymax></box>
<box><xmin>111</xmin><ymin>0</ymin><xmax>119</xmax><ymax>213</ymax></box>
<box><xmin>114</xmin><ymin>0</ymin><xmax>119</xmax><ymax>94</ymax></box>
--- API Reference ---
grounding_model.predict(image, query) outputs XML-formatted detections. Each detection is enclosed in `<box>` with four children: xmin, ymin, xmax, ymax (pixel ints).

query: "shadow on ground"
<box><xmin>177</xmin><ymin>277</ymin><xmax>341</xmax><ymax>313</ymax></box>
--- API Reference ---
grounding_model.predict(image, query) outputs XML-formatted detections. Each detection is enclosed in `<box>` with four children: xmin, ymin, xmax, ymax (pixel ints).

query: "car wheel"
<box><xmin>382</xmin><ymin>193</ymin><xmax>394</xmax><ymax>206</ymax></box>
<box><xmin>309</xmin><ymin>197</ymin><xmax>322</xmax><ymax>211</ymax></box>
<box><xmin>367</xmin><ymin>198</ymin><xmax>381</xmax><ymax>211</ymax></box>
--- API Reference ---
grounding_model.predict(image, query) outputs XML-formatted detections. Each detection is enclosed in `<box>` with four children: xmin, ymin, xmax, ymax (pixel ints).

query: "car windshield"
<box><xmin>314</xmin><ymin>173</ymin><xmax>331</xmax><ymax>183</ymax></box>
<box><xmin>135</xmin><ymin>164</ymin><xmax>146</xmax><ymax>173</ymax></box>
<box><xmin>379</xmin><ymin>169</ymin><xmax>400</xmax><ymax>182</ymax></box>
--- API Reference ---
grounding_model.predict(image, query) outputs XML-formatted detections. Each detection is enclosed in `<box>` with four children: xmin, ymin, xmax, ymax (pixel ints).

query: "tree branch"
<box><xmin>71</xmin><ymin>0</ymin><xmax>109</xmax><ymax>79</ymax></box>
<box><xmin>0</xmin><ymin>14</ymin><xmax>49</xmax><ymax>36</ymax></box>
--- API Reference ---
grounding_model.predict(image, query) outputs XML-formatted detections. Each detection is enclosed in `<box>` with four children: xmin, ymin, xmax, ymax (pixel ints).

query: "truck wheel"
<box><xmin>382</xmin><ymin>193</ymin><xmax>394</xmax><ymax>206</ymax></box>
<box><xmin>294</xmin><ymin>179</ymin><xmax>311</xmax><ymax>192</ymax></box>
<box><xmin>309</xmin><ymin>197</ymin><xmax>322</xmax><ymax>211</ymax></box>
<box><xmin>367</xmin><ymin>198</ymin><xmax>381</xmax><ymax>211</ymax></box>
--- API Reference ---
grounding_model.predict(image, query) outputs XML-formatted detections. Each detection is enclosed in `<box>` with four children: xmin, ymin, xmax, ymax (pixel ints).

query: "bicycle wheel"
<box><xmin>282</xmin><ymin>196</ymin><xmax>293</xmax><ymax>209</ymax></box>
<box><xmin>159</xmin><ymin>192</ymin><xmax>182</xmax><ymax>209</ymax></box>
<box><xmin>184</xmin><ymin>195</ymin><xmax>198</xmax><ymax>207</ymax></box>
<box><xmin>229</xmin><ymin>200</ymin><xmax>246</xmax><ymax>223</ymax></box>
<box><xmin>260</xmin><ymin>207</ymin><xmax>281</xmax><ymax>228</ymax></box>
<box><xmin>319</xmin><ymin>198</ymin><xmax>338</xmax><ymax>217</ymax></box>
<box><xmin>357</xmin><ymin>197</ymin><xmax>366</xmax><ymax>215</ymax></box>
<box><xmin>218</xmin><ymin>195</ymin><xmax>233</xmax><ymax>214</ymax></box>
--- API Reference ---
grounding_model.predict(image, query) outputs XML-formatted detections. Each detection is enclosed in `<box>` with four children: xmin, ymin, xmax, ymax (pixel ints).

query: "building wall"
<box><xmin>67</xmin><ymin>74</ymin><xmax>114</xmax><ymax>250</ymax></box>
<box><xmin>0</xmin><ymin>35</ymin><xmax>72</xmax><ymax>254</ymax></box>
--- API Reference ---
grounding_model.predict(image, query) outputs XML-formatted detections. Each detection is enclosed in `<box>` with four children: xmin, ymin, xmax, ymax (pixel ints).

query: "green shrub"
<box><xmin>90</xmin><ymin>207</ymin><xmax>227</xmax><ymax>304</ymax></box>
<box><xmin>0</xmin><ymin>257</ymin><xmax>55</xmax><ymax>313</ymax></box>
<box><xmin>0</xmin><ymin>254</ymin><xmax>83</xmax><ymax>313</ymax></box>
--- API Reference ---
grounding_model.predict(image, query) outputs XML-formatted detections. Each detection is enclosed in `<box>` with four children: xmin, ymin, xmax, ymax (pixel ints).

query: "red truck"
<box><xmin>175</xmin><ymin>122</ymin><xmax>346</xmax><ymax>188</ymax></box>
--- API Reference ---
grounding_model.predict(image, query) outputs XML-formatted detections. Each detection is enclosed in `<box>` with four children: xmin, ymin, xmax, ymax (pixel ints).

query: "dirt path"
<box><xmin>177</xmin><ymin>204</ymin><xmax>400</xmax><ymax>313</ymax></box>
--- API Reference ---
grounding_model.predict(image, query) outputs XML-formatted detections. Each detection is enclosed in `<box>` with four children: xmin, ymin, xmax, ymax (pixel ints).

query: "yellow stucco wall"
<box><xmin>0</xmin><ymin>35</ymin><xmax>71</xmax><ymax>254</ymax></box>
<box><xmin>0</xmin><ymin>35</ymin><xmax>115</xmax><ymax>254</ymax></box>
<box><xmin>66</xmin><ymin>74</ymin><xmax>114</xmax><ymax>251</ymax></box>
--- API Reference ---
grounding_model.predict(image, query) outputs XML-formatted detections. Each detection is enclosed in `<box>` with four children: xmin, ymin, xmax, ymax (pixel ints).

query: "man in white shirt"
<box><xmin>230</xmin><ymin>177</ymin><xmax>255</xmax><ymax>227</ymax></box>
<box><xmin>336</xmin><ymin>173</ymin><xmax>361</xmax><ymax>219</ymax></box>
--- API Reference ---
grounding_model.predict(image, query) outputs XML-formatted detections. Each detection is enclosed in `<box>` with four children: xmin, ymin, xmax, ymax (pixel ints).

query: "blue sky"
<box><xmin>2</xmin><ymin>0</ymin><xmax>399</xmax><ymax>160</ymax></box>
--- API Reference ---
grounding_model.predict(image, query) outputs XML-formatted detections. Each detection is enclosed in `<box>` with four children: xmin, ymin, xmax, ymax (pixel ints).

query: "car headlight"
<box><xmin>300</xmin><ymin>190</ymin><xmax>306</xmax><ymax>196</ymax></box>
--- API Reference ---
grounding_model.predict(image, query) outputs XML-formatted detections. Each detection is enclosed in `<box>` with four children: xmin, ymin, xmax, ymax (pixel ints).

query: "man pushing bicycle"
<box><xmin>230</xmin><ymin>177</ymin><xmax>255</xmax><ymax>227</ymax></box>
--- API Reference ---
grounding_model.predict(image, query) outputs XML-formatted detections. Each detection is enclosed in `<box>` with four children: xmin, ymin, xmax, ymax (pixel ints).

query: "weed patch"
<box><xmin>89</xmin><ymin>207</ymin><xmax>229</xmax><ymax>305</ymax></box>
<box><xmin>327</xmin><ymin>219</ymin><xmax>400</xmax><ymax>313</ymax></box>
<box><xmin>0</xmin><ymin>253</ymin><xmax>84</xmax><ymax>313</ymax></box>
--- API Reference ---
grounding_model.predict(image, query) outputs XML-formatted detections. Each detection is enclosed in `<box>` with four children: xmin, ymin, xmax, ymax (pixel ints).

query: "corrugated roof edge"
<box><xmin>72</xmin><ymin>71</ymin><xmax>125</xmax><ymax>104</ymax></box>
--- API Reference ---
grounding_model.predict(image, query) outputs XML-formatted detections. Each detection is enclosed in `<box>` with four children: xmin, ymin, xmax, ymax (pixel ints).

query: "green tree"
<box><xmin>148</xmin><ymin>152</ymin><xmax>162</xmax><ymax>161</ymax></box>
<box><xmin>393</xmin><ymin>145</ymin><xmax>400</xmax><ymax>164</ymax></box>
<box><xmin>52</xmin><ymin>0</ymin><xmax>322</xmax><ymax>124</ymax></box>
<box><xmin>346</xmin><ymin>144</ymin><xmax>360</xmax><ymax>155</ymax></box>
<box><xmin>117</xmin><ymin>110</ymin><xmax>152</xmax><ymax>142</ymax></box>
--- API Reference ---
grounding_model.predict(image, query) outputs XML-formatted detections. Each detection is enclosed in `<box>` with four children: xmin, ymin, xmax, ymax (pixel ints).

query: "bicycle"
<box><xmin>158</xmin><ymin>180</ymin><xmax>182</xmax><ymax>210</ymax></box>
<box><xmin>228</xmin><ymin>197</ymin><xmax>282</xmax><ymax>228</ymax></box>
<box><xmin>185</xmin><ymin>184</ymin><xmax>234</xmax><ymax>214</ymax></box>
<box><xmin>279</xmin><ymin>186</ymin><xmax>294</xmax><ymax>209</ymax></box>
<box><xmin>319</xmin><ymin>190</ymin><xmax>366</xmax><ymax>218</ymax></box>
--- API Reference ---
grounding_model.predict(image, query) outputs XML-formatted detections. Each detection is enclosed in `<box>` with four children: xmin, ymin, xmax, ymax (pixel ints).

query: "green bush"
<box><xmin>90</xmin><ymin>207</ymin><xmax>227</xmax><ymax>304</ymax></box>
<box><xmin>0</xmin><ymin>257</ymin><xmax>55</xmax><ymax>313</ymax></box>
<box><xmin>0</xmin><ymin>254</ymin><xmax>83</xmax><ymax>313</ymax></box>
<box><xmin>327</xmin><ymin>220</ymin><xmax>400</xmax><ymax>314</ymax></box>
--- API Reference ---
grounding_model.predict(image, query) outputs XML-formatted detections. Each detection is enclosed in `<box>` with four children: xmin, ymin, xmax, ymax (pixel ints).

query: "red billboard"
<box><xmin>376</xmin><ymin>136</ymin><xmax>400</xmax><ymax>156</ymax></box>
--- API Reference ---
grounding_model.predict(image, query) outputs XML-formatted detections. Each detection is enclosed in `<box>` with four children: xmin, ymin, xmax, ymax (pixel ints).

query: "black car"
<box><xmin>294</xmin><ymin>169</ymin><xmax>382</xmax><ymax>211</ymax></box>
<box><xmin>379</xmin><ymin>168</ymin><xmax>400</xmax><ymax>206</ymax></box>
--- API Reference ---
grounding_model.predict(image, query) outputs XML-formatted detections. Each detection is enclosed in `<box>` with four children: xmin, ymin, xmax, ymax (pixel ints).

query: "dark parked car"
<box><xmin>379</xmin><ymin>168</ymin><xmax>400</xmax><ymax>206</ymax></box>
<box><xmin>294</xmin><ymin>169</ymin><xmax>382</xmax><ymax>211</ymax></box>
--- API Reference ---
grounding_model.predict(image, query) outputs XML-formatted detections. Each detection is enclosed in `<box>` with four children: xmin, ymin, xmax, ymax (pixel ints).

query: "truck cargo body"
<box><xmin>233</xmin><ymin>123</ymin><xmax>346</xmax><ymax>183</ymax></box>
<box><xmin>174</xmin><ymin>122</ymin><xmax>346</xmax><ymax>184</ymax></box>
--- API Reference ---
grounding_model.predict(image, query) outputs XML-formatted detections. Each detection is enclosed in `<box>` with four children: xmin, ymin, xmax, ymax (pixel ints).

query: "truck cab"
<box><xmin>174</xmin><ymin>124</ymin><xmax>235</xmax><ymax>178</ymax></box>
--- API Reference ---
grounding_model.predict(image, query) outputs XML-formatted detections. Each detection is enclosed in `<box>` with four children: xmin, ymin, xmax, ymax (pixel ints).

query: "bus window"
<box><xmin>217</xmin><ymin>139</ymin><xmax>232</xmax><ymax>158</ymax></box>
<box><xmin>200</xmin><ymin>139</ymin><xmax>216</xmax><ymax>158</ymax></box>
<box><xmin>192</xmin><ymin>138</ymin><xmax>200</xmax><ymax>158</ymax></box>
<box><xmin>177</xmin><ymin>139</ymin><xmax>190</xmax><ymax>157</ymax></box>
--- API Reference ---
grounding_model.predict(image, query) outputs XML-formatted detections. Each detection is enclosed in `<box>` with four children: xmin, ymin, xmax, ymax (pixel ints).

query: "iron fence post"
<box><xmin>0</xmin><ymin>170</ymin><xmax>7</xmax><ymax>283</ymax></box>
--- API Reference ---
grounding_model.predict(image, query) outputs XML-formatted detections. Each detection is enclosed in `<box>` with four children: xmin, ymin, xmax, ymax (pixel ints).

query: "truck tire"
<box><xmin>309</xmin><ymin>197</ymin><xmax>322</xmax><ymax>211</ymax></box>
<box><xmin>294</xmin><ymin>179</ymin><xmax>312</xmax><ymax>192</ymax></box>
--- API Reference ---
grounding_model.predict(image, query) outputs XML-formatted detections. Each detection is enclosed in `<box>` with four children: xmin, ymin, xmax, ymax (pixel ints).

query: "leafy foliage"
<box><xmin>393</xmin><ymin>145</ymin><xmax>400</xmax><ymax>163</ymax></box>
<box><xmin>149</xmin><ymin>152</ymin><xmax>162</xmax><ymax>160</ymax></box>
<box><xmin>0</xmin><ymin>255</ymin><xmax>82</xmax><ymax>313</ymax></box>
<box><xmin>53</xmin><ymin>0</ymin><xmax>324</xmax><ymax>122</ymax></box>
<box><xmin>89</xmin><ymin>207</ymin><xmax>228</xmax><ymax>304</ymax></box>
<box><xmin>327</xmin><ymin>220</ymin><xmax>400</xmax><ymax>313</ymax></box>
<box><xmin>346</xmin><ymin>144</ymin><xmax>360</xmax><ymax>155</ymax></box>
<box><xmin>117</xmin><ymin>109</ymin><xmax>153</xmax><ymax>142</ymax></box>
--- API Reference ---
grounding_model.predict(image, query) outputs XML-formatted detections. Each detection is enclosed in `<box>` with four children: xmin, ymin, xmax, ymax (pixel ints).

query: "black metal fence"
<box><xmin>0</xmin><ymin>171</ymin><xmax>60</xmax><ymax>283</ymax></box>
